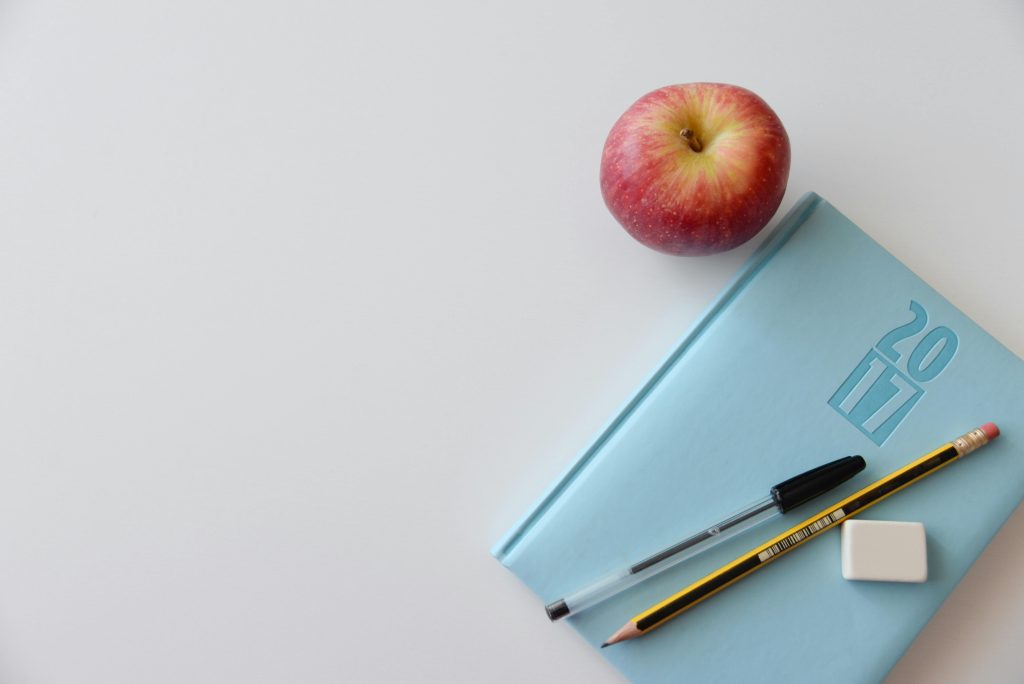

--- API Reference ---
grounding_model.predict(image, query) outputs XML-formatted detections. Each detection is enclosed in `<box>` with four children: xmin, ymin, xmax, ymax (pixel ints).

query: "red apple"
<box><xmin>600</xmin><ymin>83</ymin><xmax>790</xmax><ymax>256</ymax></box>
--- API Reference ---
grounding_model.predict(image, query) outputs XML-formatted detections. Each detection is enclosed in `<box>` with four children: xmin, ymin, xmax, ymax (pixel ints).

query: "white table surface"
<box><xmin>1</xmin><ymin>1</ymin><xmax>1022</xmax><ymax>682</ymax></box>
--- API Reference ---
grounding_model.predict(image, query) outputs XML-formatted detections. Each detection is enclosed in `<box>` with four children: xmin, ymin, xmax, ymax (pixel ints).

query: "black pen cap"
<box><xmin>770</xmin><ymin>455</ymin><xmax>866</xmax><ymax>513</ymax></box>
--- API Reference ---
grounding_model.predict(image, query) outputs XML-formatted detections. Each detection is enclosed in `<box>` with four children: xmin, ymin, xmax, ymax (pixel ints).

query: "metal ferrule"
<box><xmin>952</xmin><ymin>427</ymin><xmax>990</xmax><ymax>457</ymax></box>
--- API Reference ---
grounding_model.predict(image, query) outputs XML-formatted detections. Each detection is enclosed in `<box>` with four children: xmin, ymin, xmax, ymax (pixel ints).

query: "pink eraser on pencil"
<box><xmin>981</xmin><ymin>422</ymin><xmax>1000</xmax><ymax>440</ymax></box>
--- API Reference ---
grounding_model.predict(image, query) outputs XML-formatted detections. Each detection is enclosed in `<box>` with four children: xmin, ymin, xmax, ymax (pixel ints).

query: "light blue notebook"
<box><xmin>492</xmin><ymin>193</ymin><xmax>1024</xmax><ymax>683</ymax></box>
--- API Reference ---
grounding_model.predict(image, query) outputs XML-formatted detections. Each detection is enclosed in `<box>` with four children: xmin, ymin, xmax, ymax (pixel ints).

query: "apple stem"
<box><xmin>679</xmin><ymin>128</ymin><xmax>703</xmax><ymax>152</ymax></box>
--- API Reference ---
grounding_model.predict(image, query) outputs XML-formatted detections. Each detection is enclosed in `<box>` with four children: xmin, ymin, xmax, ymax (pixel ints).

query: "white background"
<box><xmin>0</xmin><ymin>1</ymin><xmax>1022</xmax><ymax>682</ymax></box>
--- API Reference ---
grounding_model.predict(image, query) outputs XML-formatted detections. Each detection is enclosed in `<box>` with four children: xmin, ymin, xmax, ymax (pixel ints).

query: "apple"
<box><xmin>600</xmin><ymin>83</ymin><xmax>790</xmax><ymax>256</ymax></box>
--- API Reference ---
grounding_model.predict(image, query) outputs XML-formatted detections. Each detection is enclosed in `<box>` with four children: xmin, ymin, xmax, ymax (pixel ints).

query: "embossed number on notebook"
<box><xmin>829</xmin><ymin>301</ymin><xmax>959</xmax><ymax>445</ymax></box>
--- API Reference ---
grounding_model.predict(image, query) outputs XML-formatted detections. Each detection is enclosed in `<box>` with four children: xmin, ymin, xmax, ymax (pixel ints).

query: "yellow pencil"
<box><xmin>602</xmin><ymin>423</ymin><xmax>1000</xmax><ymax>646</ymax></box>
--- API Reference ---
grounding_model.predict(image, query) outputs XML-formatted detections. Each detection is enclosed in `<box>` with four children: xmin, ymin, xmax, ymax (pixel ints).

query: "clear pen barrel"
<box><xmin>561</xmin><ymin>495</ymin><xmax>780</xmax><ymax>616</ymax></box>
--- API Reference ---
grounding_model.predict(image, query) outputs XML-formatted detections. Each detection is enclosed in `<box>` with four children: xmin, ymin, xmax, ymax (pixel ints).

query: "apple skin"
<box><xmin>600</xmin><ymin>83</ymin><xmax>790</xmax><ymax>256</ymax></box>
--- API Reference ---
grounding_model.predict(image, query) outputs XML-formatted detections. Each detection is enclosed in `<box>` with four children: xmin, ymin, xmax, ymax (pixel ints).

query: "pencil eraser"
<box><xmin>981</xmin><ymin>422</ymin><xmax>1000</xmax><ymax>440</ymax></box>
<box><xmin>841</xmin><ymin>520</ymin><xmax>927</xmax><ymax>583</ymax></box>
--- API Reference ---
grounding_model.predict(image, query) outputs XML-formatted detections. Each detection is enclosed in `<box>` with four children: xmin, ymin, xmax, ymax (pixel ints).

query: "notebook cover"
<box><xmin>492</xmin><ymin>193</ymin><xmax>1024</xmax><ymax>683</ymax></box>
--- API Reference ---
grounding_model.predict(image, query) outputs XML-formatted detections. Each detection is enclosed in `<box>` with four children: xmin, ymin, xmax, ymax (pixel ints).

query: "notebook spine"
<box><xmin>491</xmin><ymin>193</ymin><xmax>824</xmax><ymax>562</ymax></box>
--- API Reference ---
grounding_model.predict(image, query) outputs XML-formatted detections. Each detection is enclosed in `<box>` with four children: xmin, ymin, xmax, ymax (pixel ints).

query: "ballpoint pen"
<box><xmin>545</xmin><ymin>454</ymin><xmax>865</xmax><ymax>620</ymax></box>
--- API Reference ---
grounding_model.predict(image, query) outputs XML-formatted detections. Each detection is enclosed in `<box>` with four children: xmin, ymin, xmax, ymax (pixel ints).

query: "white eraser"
<box><xmin>841</xmin><ymin>520</ymin><xmax>927</xmax><ymax>583</ymax></box>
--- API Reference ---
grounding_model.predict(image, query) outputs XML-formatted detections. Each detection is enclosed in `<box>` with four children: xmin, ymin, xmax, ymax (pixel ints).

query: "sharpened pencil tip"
<box><xmin>602</xmin><ymin>621</ymin><xmax>641</xmax><ymax>646</ymax></box>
